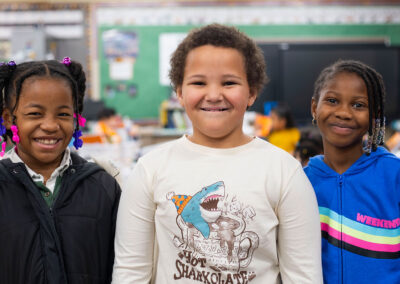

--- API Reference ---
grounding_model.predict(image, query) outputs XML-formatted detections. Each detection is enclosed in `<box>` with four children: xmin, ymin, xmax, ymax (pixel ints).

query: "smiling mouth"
<box><xmin>331</xmin><ymin>125</ymin><xmax>356</xmax><ymax>135</ymax></box>
<box><xmin>200</xmin><ymin>107</ymin><xmax>229</xmax><ymax>112</ymax></box>
<box><xmin>35</xmin><ymin>138</ymin><xmax>60</xmax><ymax>145</ymax></box>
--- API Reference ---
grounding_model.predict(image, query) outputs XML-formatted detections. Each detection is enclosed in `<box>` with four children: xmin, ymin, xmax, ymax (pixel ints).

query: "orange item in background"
<box><xmin>81</xmin><ymin>135</ymin><xmax>104</xmax><ymax>144</ymax></box>
<box><xmin>255</xmin><ymin>114</ymin><xmax>272</xmax><ymax>138</ymax></box>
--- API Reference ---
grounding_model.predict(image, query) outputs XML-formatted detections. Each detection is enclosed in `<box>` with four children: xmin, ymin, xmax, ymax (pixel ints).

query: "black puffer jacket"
<box><xmin>0</xmin><ymin>153</ymin><xmax>121</xmax><ymax>284</ymax></box>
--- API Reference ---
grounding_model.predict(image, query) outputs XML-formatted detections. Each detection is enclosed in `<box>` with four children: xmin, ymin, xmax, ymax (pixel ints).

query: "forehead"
<box><xmin>324</xmin><ymin>71</ymin><xmax>367</xmax><ymax>92</ymax></box>
<box><xmin>185</xmin><ymin>45</ymin><xmax>245</xmax><ymax>72</ymax></box>
<box><xmin>18</xmin><ymin>77</ymin><xmax>73</xmax><ymax>106</ymax></box>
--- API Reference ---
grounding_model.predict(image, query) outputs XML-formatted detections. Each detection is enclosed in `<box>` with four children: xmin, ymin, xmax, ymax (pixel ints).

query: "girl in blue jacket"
<box><xmin>0</xmin><ymin>59</ymin><xmax>121</xmax><ymax>283</ymax></box>
<box><xmin>304</xmin><ymin>60</ymin><xmax>400</xmax><ymax>284</ymax></box>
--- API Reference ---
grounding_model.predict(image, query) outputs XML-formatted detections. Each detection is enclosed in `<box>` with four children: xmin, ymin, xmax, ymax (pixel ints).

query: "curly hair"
<box><xmin>0</xmin><ymin>59</ymin><xmax>86</xmax><ymax>144</ymax></box>
<box><xmin>313</xmin><ymin>59</ymin><xmax>386</xmax><ymax>153</ymax></box>
<box><xmin>169</xmin><ymin>24</ymin><xmax>268</xmax><ymax>95</ymax></box>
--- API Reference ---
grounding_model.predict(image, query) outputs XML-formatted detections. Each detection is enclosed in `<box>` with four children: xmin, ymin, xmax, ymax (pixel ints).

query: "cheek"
<box><xmin>315</xmin><ymin>104</ymin><xmax>326</xmax><ymax>120</ymax></box>
<box><xmin>182</xmin><ymin>90</ymin><xmax>202</xmax><ymax>107</ymax></box>
<box><xmin>65</xmin><ymin>121</ymin><xmax>75</xmax><ymax>135</ymax></box>
<box><xmin>229</xmin><ymin>92</ymin><xmax>251</xmax><ymax>109</ymax></box>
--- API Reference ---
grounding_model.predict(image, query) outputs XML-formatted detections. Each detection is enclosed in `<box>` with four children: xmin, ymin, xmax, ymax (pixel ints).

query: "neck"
<box><xmin>16</xmin><ymin>148</ymin><xmax>64</xmax><ymax>185</ymax></box>
<box><xmin>323</xmin><ymin>143</ymin><xmax>364</xmax><ymax>174</ymax></box>
<box><xmin>188</xmin><ymin>132</ymin><xmax>253</xmax><ymax>148</ymax></box>
<box><xmin>35</xmin><ymin>167</ymin><xmax>57</xmax><ymax>185</ymax></box>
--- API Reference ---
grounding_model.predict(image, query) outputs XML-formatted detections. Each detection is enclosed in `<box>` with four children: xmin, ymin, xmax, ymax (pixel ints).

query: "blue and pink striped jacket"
<box><xmin>305</xmin><ymin>147</ymin><xmax>400</xmax><ymax>284</ymax></box>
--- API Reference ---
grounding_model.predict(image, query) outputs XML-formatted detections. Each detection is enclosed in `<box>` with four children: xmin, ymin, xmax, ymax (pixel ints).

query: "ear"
<box><xmin>311</xmin><ymin>97</ymin><xmax>317</xmax><ymax>120</ymax></box>
<box><xmin>247</xmin><ymin>88</ymin><xmax>257</xmax><ymax>108</ymax></box>
<box><xmin>176</xmin><ymin>86</ymin><xmax>184</xmax><ymax>107</ymax></box>
<box><xmin>2</xmin><ymin>108</ymin><xmax>13</xmax><ymax>129</ymax></box>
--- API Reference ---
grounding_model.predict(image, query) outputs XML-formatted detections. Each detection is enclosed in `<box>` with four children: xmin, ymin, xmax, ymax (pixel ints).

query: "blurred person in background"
<box><xmin>294</xmin><ymin>127</ymin><xmax>323</xmax><ymax>167</ymax></box>
<box><xmin>93</xmin><ymin>107</ymin><xmax>123</xmax><ymax>143</ymax></box>
<box><xmin>267</xmin><ymin>103</ymin><xmax>300</xmax><ymax>154</ymax></box>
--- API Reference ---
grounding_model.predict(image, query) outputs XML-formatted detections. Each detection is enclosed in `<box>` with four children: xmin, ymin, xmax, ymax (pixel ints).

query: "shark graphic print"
<box><xmin>167</xmin><ymin>181</ymin><xmax>260</xmax><ymax>283</ymax></box>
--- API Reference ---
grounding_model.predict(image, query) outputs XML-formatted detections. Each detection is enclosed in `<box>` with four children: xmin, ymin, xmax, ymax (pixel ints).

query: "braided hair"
<box><xmin>0</xmin><ymin>59</ymin><xmax>86</xmax><ymax>146</ymax></box>
<box><xmin>313</xmin><ymin>59</ymin><xmax>385</xmax><ymax>154</ymax></box>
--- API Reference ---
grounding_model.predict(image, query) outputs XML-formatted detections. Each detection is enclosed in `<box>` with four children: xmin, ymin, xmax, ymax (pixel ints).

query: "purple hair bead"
<box><xmin>62</xmin><ymin>57</ymin><xmax>71</xmax><ymax>66</ymax></box>
<box><xmin>72</xmin><ymin>129</ymin><xmax>83</xmax><ymax>149</ymax></box>
<box><xmin>0</xmin><ymin>118</ymin><xmax>6</xmax><ymax>136</ymax></box>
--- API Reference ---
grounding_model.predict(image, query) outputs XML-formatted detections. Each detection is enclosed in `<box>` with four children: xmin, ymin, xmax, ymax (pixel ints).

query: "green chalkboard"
<box><xmin>98</xmin><ymin>24</ymin><xmax>400</xmax><ymax>119</ymax></box>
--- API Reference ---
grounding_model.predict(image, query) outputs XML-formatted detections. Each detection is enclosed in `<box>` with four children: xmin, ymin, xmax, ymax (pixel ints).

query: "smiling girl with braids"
<box><xmin>0</xmin><ymin>58</ymin><xmax>121</xmax><ymax>283</ymax></box>
<box><xmin>304</xmin><ymin>60</ymin><xmax>400</xmax><ymax>284</ymax></box>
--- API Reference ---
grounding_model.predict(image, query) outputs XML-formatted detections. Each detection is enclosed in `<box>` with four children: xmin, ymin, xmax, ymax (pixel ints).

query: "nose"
<box><xmin>40</xmin><ymin>116</ymin><xmax>60</xmax><ymax>132</ymax></box>
<box><xmin>205</xmin><ymin>84</ymin><xmax>223</xmax><ymax>102</ymax></box>
<box><xmin>335</xmin><ymin>104</ymin><xmax>352</xmax><ymax>120</ymax></box>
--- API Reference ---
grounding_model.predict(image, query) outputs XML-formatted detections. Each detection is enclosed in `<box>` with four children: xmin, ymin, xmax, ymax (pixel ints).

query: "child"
<box><xmin>294</xmin><ymin>127</ymin><xmax>323</xmax><ymax>167</ymax></box>
<box><xmin>268</xmin><ymin>103</ymin><xmax>300</xmax><ymax>154</ymax></box>
<box><xmin>0</xmin><ymin>59</ymin><xmax>121</xmax><ymax>283</ymax></box>
<box><xmin>113</xmin><ymin>24</ymin><xmax>322</xmax><ymax>284</ymax></box>
<box><xmin>304</xmin><ymin>60</ymin><xmax>400</xmax><ymax>283</ymax></box>
<box><xmin>93</xmin><ymin>107</ymin><xmax>123</xmax><ymax>144</ymax></box>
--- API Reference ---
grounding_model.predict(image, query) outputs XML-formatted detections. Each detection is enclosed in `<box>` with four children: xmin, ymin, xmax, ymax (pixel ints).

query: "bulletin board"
<box><xmin>98</xmin><ymin>25</ymin><xmax>192</xmax><ymax>119</ymax></box>
<box><xmin>98</xmin><ymin>24</ymin><xmax>400</xmax><ymax>119</ymax></box>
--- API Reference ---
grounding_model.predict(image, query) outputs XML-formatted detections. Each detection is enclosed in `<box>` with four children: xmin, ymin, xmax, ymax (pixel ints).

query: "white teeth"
<box><xmin>201</xmin><ymin>108</ymin><xmax>227</xmax><ymax>111</ymax></box>
<box><xmin>36</xmin><ymin>139</ymin><xmax>58</xmax><ymax>145</ymax></box>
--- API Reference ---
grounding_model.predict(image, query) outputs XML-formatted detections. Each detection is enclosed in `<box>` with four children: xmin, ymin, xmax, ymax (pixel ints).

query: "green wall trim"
<box><xmin>98</xmin><ymin>24</ymin><xmax>400</xmax><ymax>119</ymax></box>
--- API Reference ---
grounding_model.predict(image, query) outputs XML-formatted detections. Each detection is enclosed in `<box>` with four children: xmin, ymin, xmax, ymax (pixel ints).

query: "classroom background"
<box><xmin>1</xmin><ymin>0</ymin><xmax>400</xmax><ymax>181</ymax></box>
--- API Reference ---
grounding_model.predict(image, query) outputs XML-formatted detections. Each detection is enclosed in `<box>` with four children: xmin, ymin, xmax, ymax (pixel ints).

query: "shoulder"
<box><xmin>0</xmin><ymin>160</ymin><xmax>13</xmax><ymax>182</ymax></box>
<box><xmin>242</xmin><ymin>138</ymin><xmax>304</xmax><ymax>179</ymax></box>
<box><xmin>136</xmin><ymin>137</ymin><xmax>189</xmax><ymax>170</ymax></box>
<box><xmin>70</xmin><ymin>153</ymin><xmax>121</xmax><ymax>198</ymax></box>
<box><xmin>140</xmin><ymin>138</ymin><xmax>182</xmax><ymax>159</ymax></box>
<box><xmin>252</xmin><ymin>137</ymin><xmax>300</xmax><ymax>163</ymax></box>
<box><xmin>372</xmin><ymin>147</ymin><xmax>400</xmax><ymax>171</ymax></box>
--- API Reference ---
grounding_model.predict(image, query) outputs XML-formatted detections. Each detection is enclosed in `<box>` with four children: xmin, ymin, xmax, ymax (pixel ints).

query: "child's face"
<box><xmin>177</xmin><ymin>45</ymin><xmax>256</xmax><ymax>147</ymax></box>
<box><xmin>311</xmin><ymin>72</ymin><xmax>369</xmax><ymax>152</ymax></box>
<box><xmin>4</xmin><ymin>77</ymin><xmax>74</xmax><ymax>171</ymax></box>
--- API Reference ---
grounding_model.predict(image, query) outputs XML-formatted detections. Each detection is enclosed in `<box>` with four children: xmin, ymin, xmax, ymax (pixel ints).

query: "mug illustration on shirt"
<box><xmin>167</xmin><ymin>181</ymin><xmax>259</xmax><ymax>274</ymax></box>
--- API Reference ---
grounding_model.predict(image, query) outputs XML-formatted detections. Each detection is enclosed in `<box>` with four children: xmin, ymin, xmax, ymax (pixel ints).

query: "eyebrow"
<box><xmin>352</xmin><ymin>96</ymin><xmax>368</xmax><ymax>100</ymax></box>
<box><xmin>186</xmin><ymin>74</ymin><xmax>242</xmax><ymax>80</ymax></box>
<box><xmin>324</xmin><ymin>91</ymin><xmax>368</xmax><ymax>100</ymax></box>
<box><xmin>24</xmin><ymin>103</ymin><xmax>73</xmax><ymax>109</ymax></box>
<box><xmin>222</xmin><ymin>74</ymin><xmax>242</xmax><ymax>80</ymax></box>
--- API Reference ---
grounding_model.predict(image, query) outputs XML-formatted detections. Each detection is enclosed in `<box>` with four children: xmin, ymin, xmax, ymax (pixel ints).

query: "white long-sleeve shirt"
<box><xmin>113</xmin><ymin>136</ymin><xmax>322</xmax><ymax>284</ymax></box>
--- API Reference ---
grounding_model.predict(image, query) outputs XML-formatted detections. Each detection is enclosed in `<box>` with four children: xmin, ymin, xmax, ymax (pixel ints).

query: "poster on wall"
<box><xmin>109</xmin><ymin>59</ymin><xmax>134</xmax><ymax>80</ymax></box>
<box><xmin>102</xmin><ymin>29</ymin><xmax>138</xmax><ymax>59</ymax></box>
<box><xmin>102</xmin><ymin>29</ymin><xmax>138</xmax><ymax>80</ymax></box>
<box><xmin>159</xmin><ymin>33</ymin><xmax>186</xmax><ymax>86</ymax></box>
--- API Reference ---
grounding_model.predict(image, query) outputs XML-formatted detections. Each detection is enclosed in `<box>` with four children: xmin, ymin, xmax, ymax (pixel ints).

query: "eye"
<box><xmin>326</xmin><ymin>98</ymin><xmax>338</xmax><ymax>104</ymax></box>
<box><xmin>353</xmin><ymin>102</ymin><xmax>367</xmax><ymax>109</ymax></box>
<box><xmin>26</xmin><ymin>112</ymin><xmax>41</xmax><ymax>116</ymax></box>
<box><xmin>59</xmin><ymin>112</ymin><xmax>72</xmax><ymax>117</ymax></box>
<box><xmin>191</xmin><ymin>81</ymin><xmax>205</xmax><ymax>86</ymax></box>
<box><xmin>224</xmin><ymin>81</ymin><xmax>238</xmax><ymax>86</ymax></box>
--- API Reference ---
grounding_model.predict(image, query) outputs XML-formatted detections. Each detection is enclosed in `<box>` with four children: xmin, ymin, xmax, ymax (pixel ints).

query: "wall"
<box><xmin>96</xmin><ymin>5</ymin><xmax>400</xmax><ymax>119</ymax></box>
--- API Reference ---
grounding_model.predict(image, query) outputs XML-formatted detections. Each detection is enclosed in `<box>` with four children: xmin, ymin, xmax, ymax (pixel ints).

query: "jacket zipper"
<box><xmin>49</xmin><ymin>170</ymin><xmax>72</xmax><ymax>284</ymax></box>
<box><xmin>339</xmin><ymin>175</ymin><xmax>343</xmax><ymax>284</ymax></box>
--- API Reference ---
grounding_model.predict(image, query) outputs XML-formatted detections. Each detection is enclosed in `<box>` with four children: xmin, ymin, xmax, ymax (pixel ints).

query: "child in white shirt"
<box><xmin>113</xmin><ymin>24</ymin><xmax>322</xmax><ymax>284</ymax></box>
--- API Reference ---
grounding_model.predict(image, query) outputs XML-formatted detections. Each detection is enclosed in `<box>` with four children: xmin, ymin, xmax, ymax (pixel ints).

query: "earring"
<box><xmin>312</xmin><ymin>116</ymin><xmax>316</xmax><ymax>126</ymax></box>
<box><xmin>11</xmin><ymin>125</ymin><xmax>19</xmax><ymax>144</ymax></box>
<box><xmin>72</xmin><ymin>129</ymin><xmax>83</xmax><ymax>150</ymax></box>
